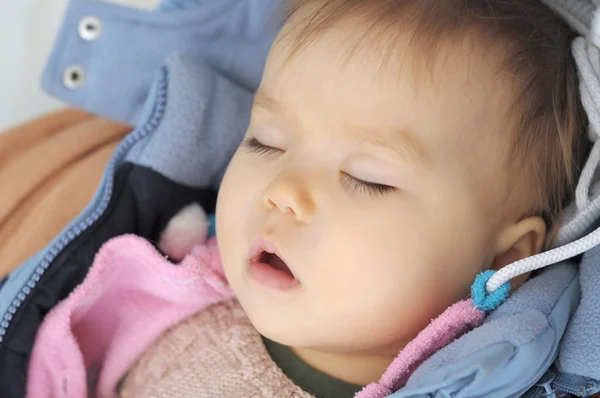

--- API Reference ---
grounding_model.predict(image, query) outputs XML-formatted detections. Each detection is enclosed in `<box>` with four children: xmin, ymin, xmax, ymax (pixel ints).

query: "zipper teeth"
<box><xmin>0</xmin><ymin>67</ymin><xmax>169</xmax><ymax>345</ymax></box>
<box><xmin>553</xmin><ymin>381</ymin><xmax>595</xmax><ymax>396</ymax></box>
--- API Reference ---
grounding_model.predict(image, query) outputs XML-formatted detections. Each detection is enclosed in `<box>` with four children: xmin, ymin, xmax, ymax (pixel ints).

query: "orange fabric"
<box><xmin>0</xmin><ymin>108</ymin><xmax>131</xmax><ymax>278</ymax></box>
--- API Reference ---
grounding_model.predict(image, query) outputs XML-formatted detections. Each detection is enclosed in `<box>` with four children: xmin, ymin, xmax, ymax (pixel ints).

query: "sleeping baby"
<box><xmin>27</xmin><ymin>0</ymin><xmax>589</xmax><ymax>397</ymax></box>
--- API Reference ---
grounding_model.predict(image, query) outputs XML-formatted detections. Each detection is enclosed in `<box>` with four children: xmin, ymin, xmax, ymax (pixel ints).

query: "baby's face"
<box><xmin>216</xmin><ymin>29</ymin><xmax>515</xmax><ymax>357</ymax></box>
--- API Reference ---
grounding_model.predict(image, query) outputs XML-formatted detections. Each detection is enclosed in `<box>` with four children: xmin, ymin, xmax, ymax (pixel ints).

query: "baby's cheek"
<box><xmin>332</xmin><ymin>237</ymin><xmax>462</xmax><ymax>336</ymax></box>
<box><xmin>318</xmin><ymin>258</ymin><xmax>450</xmax><ymax>353</ymax></box>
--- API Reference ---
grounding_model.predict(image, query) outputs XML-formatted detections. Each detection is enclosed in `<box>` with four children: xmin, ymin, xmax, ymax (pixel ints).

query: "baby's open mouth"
<box><xmin>247</xmin><ymin>241</ymin><xmax>300</xmax><ymax>290</ymax></box>
<box><xmin>259</xmin><ymin>251</ymin><xmax>294</xmax><ymax>278</ymax></box>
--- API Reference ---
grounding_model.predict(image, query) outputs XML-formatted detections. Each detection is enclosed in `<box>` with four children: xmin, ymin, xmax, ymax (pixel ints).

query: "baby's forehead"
<box><xmin>264</xmin><ymin>25</ymin><xmax>514</xmax><ymax>152</ymax></box>
<box><xmin>272</xmin><ymin>6</ymin><xmax>513</xmax><ymax>96</ymax></box>
<box><xmin>278</xmin><ymin>0</ymin><xmax>511</xmax><ymax>77</ymax></box>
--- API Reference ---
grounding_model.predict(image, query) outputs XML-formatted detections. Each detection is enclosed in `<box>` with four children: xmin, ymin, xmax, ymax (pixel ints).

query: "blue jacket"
<box><xmin>0</xmin><ymin>1</ymin><xmax>598</xmax><ymax>397</ymax></box>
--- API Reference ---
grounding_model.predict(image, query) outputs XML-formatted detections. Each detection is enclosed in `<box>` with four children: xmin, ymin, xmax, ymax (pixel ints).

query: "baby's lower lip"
<box><xmin>247</xmin><ymin>259</ymin><xmax>300</xmax><ymax>290</ymax></box>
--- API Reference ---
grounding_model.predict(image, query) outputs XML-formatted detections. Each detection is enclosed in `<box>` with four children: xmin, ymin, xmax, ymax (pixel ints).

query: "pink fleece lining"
<box><xmin>27</xmin><ymin>235</ymin><xmax>485</xmax><ymax>398</ymax></box>
<box><xmin>27</xmin><ymin>235</ymin><xmax>233</xmax><ymax>398</ymax></box>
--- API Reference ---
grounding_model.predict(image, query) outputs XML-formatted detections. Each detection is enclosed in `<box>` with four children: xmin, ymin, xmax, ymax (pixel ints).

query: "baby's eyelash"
<box><xmin>242</xmin><ymin>137</ymin><xmax>283</xmax><ymax>157</ymax></box>
<box><xmin>340</xmin><ymin>172</ymin><xmax>396</xmax><ymax>198</ymax></box>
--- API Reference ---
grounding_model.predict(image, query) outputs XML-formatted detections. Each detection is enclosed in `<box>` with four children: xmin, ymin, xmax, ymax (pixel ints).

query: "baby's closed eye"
<box><xmin>340</xmin><ymin>172</ymin><xmax>396</xmax><ymax>198</ymax></box>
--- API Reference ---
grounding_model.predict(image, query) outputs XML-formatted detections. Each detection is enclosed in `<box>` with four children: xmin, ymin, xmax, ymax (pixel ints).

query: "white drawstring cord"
<box><xmin>486</xmin><ymin>223</ymin><xmax>600</xmax><ymax>292</ymax></box>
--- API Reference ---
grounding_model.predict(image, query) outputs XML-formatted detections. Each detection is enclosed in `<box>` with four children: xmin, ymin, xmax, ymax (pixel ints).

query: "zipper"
<box><xmin>552</xmin><ymin>374</ymin><xmax>600</xmax><ymax>397</ymax></box>
<box><xmin>0</xmin><ymin>67</ymin><xmax>169</xmax><ymax>346</ymax></box>
<box><xmin>534</xmin><ymin>371</ymin><xmax>575</xmax><ymax>398</ymax></box>
<box><xmin>539</xmin><ymin>382</ymin><xmax>558</xmax><ymax>398</ymax></box>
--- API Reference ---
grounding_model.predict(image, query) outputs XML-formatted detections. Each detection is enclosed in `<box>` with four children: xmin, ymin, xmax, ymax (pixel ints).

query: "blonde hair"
<box><xmin>281</xmin><ymin>0</ymin><xmax>589</xmax><ymax>232</ymax></box>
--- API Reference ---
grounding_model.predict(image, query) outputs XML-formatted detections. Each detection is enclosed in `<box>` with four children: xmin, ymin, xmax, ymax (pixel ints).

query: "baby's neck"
<box><xmin>290</xmin><ymin>346</ymin><xmax>394</xmax><ymax>386</ymax></box>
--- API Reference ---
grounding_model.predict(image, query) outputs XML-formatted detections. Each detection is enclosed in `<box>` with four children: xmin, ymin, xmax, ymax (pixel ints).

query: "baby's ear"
<box><xmin>491</xmin><ymin>216</ymin><xmax>547</xmax><ymax>269</ymax></box>
<box><xmin>490</xmin><ymin>216</ymin><xmax>546</xmax><ymax>287</ymax></box>
<box><xmin>158</xmin><ymin>203</ymin><xmax>209</xmax><ymax>262</ymax></box>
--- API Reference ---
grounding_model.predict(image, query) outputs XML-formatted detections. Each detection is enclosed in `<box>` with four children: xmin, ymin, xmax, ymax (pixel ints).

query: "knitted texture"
<box><xmin>540</xmin><ymin>0</ymin><xmax>595</xmax><ymax>36</ymax></box>
<box><xmin>121</xmin><ymin>300</ymin><xmax>314</xmax><ymax>398</ymax></box>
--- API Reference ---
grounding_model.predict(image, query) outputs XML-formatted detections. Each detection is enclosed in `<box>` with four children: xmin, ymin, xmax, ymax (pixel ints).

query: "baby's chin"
<box><xmin>237</xmin><ymin>297</ymin><xmax>351</xmax><ymax>351</ymax></box>
<box><xmin>241</xmin><ymin>307</ymin><xmax>295</xmax><ymax>344</ymax></box>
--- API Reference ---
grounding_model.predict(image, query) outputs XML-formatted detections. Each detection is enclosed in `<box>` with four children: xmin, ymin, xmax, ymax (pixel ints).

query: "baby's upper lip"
<box><xmin>249</xmin><ymin>238</ymin><xmax>283</xmax><ymax>262</ymax></box>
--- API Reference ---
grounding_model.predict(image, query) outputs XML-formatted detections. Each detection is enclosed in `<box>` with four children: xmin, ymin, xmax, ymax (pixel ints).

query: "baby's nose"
<box><xmin>262</xmin><ymin>171</ymin><xmax>316</xmax><ymax>223</ymax></box>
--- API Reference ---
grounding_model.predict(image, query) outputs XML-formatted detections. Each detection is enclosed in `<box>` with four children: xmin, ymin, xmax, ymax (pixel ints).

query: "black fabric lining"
<box><xmin>0</xmin><ymin>163</ymin><xmax>217</xmax><ymax>397</ymax></box>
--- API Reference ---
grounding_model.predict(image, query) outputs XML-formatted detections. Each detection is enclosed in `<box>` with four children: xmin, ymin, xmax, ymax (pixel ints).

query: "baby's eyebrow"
<box><xmin>351</xmin><ymin>126</ymin><xmax>434</xmax><ymax>171</ymax></box>
<box><xmin>253</xmin><ymin>92</ymin><xmax>276</xmax><ymax>112</ymax></box>
<box><xmin>253</xmin><ymin>91</ymin><xmax>287</xmax><ymax>117</ymax></box>
<box><xmin>252</xmin><ymin>91</ymin><xmax>303</xmax><ymax>127</ymax></box>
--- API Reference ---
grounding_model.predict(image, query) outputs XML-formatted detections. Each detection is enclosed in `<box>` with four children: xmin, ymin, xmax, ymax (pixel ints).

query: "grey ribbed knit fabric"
<box><xmin>541</xmin><ymin>0</ymin><xmax>599</xmax><ymax>35</ymax></box>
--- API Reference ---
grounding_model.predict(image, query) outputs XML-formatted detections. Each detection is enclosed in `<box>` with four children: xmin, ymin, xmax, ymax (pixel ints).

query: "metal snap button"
<box><xmin>78</xmin><ymin>16</ymin><xmax>102</xmax><ymax>41</ymax></box>
<box><xmin>63</xmin><ymin>65</ymin><xmax>85</xmax><ymax>89</ymax></box>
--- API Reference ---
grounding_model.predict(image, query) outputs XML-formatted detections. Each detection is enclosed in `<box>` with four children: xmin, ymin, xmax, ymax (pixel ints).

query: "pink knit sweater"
<box><xmin>121</xmin><ymin>299</ymin><xmax>314</xmax><ymax>397</ymax></box>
